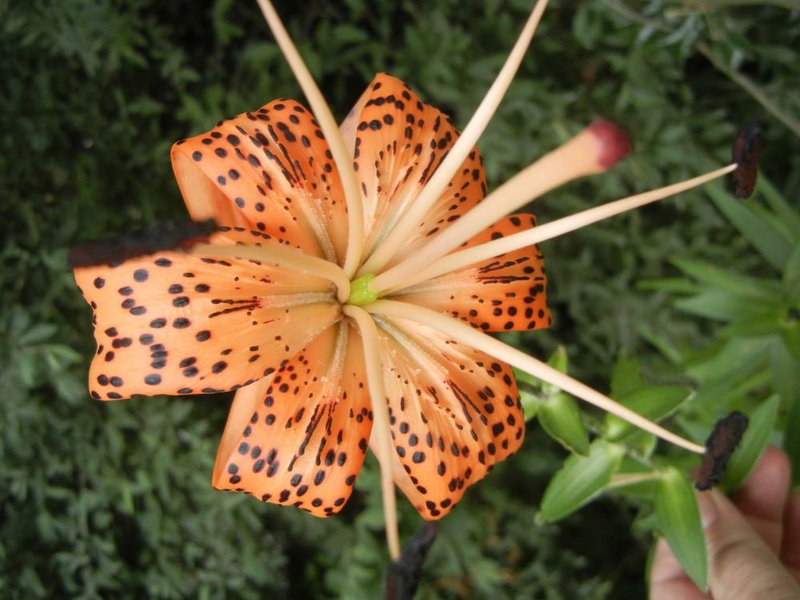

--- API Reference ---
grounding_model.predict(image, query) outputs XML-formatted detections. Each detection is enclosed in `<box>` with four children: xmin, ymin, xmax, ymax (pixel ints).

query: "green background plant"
<box><xmin>2</xmin><ymin>0</ymin><xmax>798</xmax><ymax>597</ymax></box>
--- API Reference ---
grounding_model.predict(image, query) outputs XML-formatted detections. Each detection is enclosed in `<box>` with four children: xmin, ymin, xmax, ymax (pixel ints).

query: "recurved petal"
<box><xmin>213</xmin><ymin>322</ymin><xmax>371</xmax><ymax>516</ymax></box>
<box><xmin>372</xmin><ymin>315</ymin><xmax>524</xmax><ymax>520</ymax></box>
<box><xmin>391</xmin><ymin>214</ymin><xmax>551</xmax><ymax>332</ymax></box>
<box><xmin>74</xmin><ymin>229</ymin><xmax>339</xmax><ymax>400</ymax></box>
<box><xmin>172</xmin><ymin>99</ymin><xmax>348</xmax><ymax>264</ymax></box>
<box><xmin>344</xmin><ymin>73</ymin><xmax>486</xmax><ymax>264</ymax></box>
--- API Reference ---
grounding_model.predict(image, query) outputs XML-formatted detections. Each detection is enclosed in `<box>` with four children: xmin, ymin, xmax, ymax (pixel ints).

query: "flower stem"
<box><xmin>343</xmin><ymin>305</ymin><xmax>401</xmax><ymax>560</ymax></box>
<box><xmin>358</xmin><ymin>0</ymin><xmax>550</xmax><ymax>276</ymax></box>
<box><xmin>256</xmin><ymin>0</ymin><xmax>364</xmax><ymax>278</ymax></box>
<box><xmin>190</xmin><ymin>243</ymin><xmax>350</xmax><ymax>301</ymax></box>
<box><xmin>380</xmin><ymin>163</ymin><xmax>737</xmax><ymax>294</ymax></box>
<box><xmin>367</xmin><ymin>300</ymin><xmax>706</xmax><ymax>455</ymax></box>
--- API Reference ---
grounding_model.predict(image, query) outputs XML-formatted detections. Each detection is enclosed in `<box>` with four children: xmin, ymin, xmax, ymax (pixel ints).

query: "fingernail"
<box><xmin>697</xmin><ymin>491</ymin><xmax>718</xmax><ymax>529</ymax></box>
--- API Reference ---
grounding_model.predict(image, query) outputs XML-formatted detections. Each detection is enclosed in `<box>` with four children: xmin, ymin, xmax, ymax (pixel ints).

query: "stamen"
<box><xmin>358</xmin><ymin>0</ymin><xmax>550</xmax><ymax>276</ymax></box>
<box><xmin>383</xmin><ymin>163</ymin><xmax>737</xmax><ymax>293</ymax></box>
<box><xmin>343</xmin><ymin>305</ymin><xmax>401</xmax><ymax>560</ymax></box>
<box><xmin>367</xmin><ymin>300</ymin><xmax>707</xmax><ymax>455</ymax></box>
<box><xmin>256</xmin><ymin>0</ymin><xmax>364</xmax><ymax>278</ymax></box>
<box><xmin>190</xmin><ymin>242</ymin><xmax>350</xmax><ymax>301</ymax></box>
<box><xmin>370</xmin><ymin>121</ymin><xmax>631</xmax><ymax>294</ymax></box>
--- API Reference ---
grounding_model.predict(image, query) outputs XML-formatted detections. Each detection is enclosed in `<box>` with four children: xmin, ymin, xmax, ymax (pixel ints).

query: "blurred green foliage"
<box><xmin>1</xmin><ymin>0</ymin><xmax>798</xmax><ymax>598</ymax></box>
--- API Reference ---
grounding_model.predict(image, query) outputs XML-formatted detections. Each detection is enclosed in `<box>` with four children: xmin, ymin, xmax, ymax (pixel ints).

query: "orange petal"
<box><xmin>73</xmin><ymin>229</ymin><xmax>339</xmax><ymax>400</ymax></box>
<box><xmin>374</xmin><ymin>316</ymin><xmax>524</xmax><ymax>520</ymax></box>
<box><xmin>345</xmin><ymin>73</ymin><xmax>486</xmax><ymax>263</ymax></box>
<box><xmin>391</xmin><ymin>214</ymin><xmax>551</xmax><ymax>332</ymax></box>
<box><xmin>172</xmin><ymin>99</ymin><xmax>348</xmax><ymax>263</ymax></box>
<box><xmin>212</xmin><ymin>322</ymin><xmax>371</xmax><ymax>516</ymax></box>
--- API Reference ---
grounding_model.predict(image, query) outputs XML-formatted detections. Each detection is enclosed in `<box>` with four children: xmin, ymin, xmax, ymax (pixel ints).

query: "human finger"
<box><xmin>733</xmin><ymin>446</ymin><xmax>791</xmax><ymax>554</ymax></box>
<box><xmin>649</xmin><ymin>537</ymin><xmax>709</xmax><ymax>600</ymax></box>
<box><xmin>780</xmin><ymin>489</ymin><xmax>800</xmax><ymax>582</ymax></box>
<box><xmin>702</xmin><ymin>489</ymin><xmax>800</xmax><ymax>599</ymax></box>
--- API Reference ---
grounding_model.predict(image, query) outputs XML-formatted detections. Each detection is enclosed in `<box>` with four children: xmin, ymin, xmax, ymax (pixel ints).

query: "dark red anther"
<box><xmin>695</xmin><ymin>411</ymin><xmax>749</xmax><ymax>491</ymax></box>
<box><xmin>731</xmin><ymin>122</ymin><xmax>763</xmax><ymax>199</ymax></box>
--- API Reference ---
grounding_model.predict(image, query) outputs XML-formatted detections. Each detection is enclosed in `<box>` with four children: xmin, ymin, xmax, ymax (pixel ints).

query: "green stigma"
<box><xmin>348</xmin><ymin>273</ymin><xmax>378</xmax><ymax>306</ymax></box>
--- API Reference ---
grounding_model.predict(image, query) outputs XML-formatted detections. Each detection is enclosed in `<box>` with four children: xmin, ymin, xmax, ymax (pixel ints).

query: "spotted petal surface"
<box><xmin>342</xmin><ymin>73</ymin><xmax>487</xmax><ymax>265</ymax></box>
<box><xmin>373</xmin><ymin>316</ymin><xmax>524</xmax><ymax>520</ymax></box>
<box><xmin>172</xmin><ymin>99</ymin><xmax>349</xmax><ymax>264</ymax></box>
<box><xmin>392</xmin><ymin>214</ymin><xmax>551</xmax><ymax>332</ymax></box>
<box><xmin>74</xmin><ymin>228</ymin><xmax>340</xmax><ymax>399</ymax></box>
<box><xmin>213</xmin><ymin>322</ymin><xmax>371</xmax><ymax>516</ymax></box>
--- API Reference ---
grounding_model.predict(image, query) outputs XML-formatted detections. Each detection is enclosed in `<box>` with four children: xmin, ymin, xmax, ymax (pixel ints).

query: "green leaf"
<box><xmin>783</xmin><ymin>246</ymin><xmax>800</xmax><ymax>301</ymax></box>
<box><xmin>786</xmin><ymin>398</ymin><xmax>800</xmax><ymax>487</ymax></box>
<box><xmin>655</xmin><ymin>468</ymin><xmax>708</xmax><ymax>591</ymax></box>
<box><xmin>609</xmin><ymin>354</ymin><xmax>644</xmax><ymax>399</ymax></box>
<box><xmin>722</xmin><ymin>396</ymin><xmax>780</xmax><ymax>493</ymax></box>
<box><xmin>537</xmin><ymin>392</ymin><xmax>590</xmax><ymax>456</ymax></box>
<box><xmin>537</xmin><ymin>441</ymin><xmax>625</xmax><ymax>522</ymax></box>
<box><xmin>770</xmin><ymin>339</ymin><xmax>800</xmax><ymax>418</ymax></box>
<box><xmin>516</xmin><ymin>347</ymin><xmax>570</xmax><ymax>421</ymax></box>
<box><xmin>672</xmin><ymin>259</ymin><xmax>779</xmax><ymax>301</ymax></box>
<box><xmin>756</xmin><ymin>176</ymin><xmax>800</xmax><ymax>242</ymax></box>
<box><xmin>605</xmin><ymin>386</ymin><xmax>693</xmax><ymax>441</ymax></box>
<box><xmin>707</xmin><ymin>185</ymin><xmax>794</xmax><ymax>271</ymax></box>
<box><xmin>18</xmin><ymin>323</ymin><xmax>58</xmax><ymax>345</ymax></box>
<box><xmin>674</xmin><ymin>289</ymin><xmax>771</xmax><ymax>322</ymax></box>
<box><xmin>781</xmin><ymin>319</ymin><xmax>800</xmax><ymax>363</ymax></box>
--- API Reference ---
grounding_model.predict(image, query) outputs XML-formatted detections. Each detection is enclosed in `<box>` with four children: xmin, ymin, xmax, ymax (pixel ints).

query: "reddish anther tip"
<box><xmin>589</xmin><ymin>120</ymin><xmax>632</xmax><ymax>170</ymax></box>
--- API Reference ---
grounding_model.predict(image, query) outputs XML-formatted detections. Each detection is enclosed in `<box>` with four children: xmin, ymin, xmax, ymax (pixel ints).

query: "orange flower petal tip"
<box><xmin>588</xmin><ymin>120</ymin><xmax>632</xmax><ymax>170</ymax></box>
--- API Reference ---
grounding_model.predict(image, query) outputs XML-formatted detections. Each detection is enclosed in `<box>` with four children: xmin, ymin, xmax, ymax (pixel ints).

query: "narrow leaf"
<box><xmin>757</xmin><ymin>176</ymin><xmax>800</xmax><ymax>236</ymax></box>
<box><xmin>722</xmin><ymin>396</ymin><xmax>779</xmax><ymax>493</ymax></box>
<box><xmin>707</xmin><ymin>185</ymin><xmax>793</xmax><ymax>271</ymax></box>
<box><xmin>672</xmin><ymin>258</ymin><xmax>778</xmax><ymax>301</ymax></box>
<box><xmin>786</xmin><ymin>398</ymin><xmax>800</xmax><ymax>487</ymax></box>
<box><xmin>537</xmin><ymin>441</ymin><xmax>624</xmax><ymax>522</ymax></box>
<box><xmin>538</xmin><ymin>392</ymin><xmax>590</xmax><ymax>455</ymax></box>
<box><xmin>655</xmin><ymin>468</ymin><xmax>708</xmax><ymax>591</ymax></box>
<box><xmin>605</xmin><ymin>386</ymin><xmax>692</xmax><ymax>441</ymax></box>
<box><xmin>609</xmin><ymin>354</ymin><xmax>644</xmax><ymax>399</ymax></box>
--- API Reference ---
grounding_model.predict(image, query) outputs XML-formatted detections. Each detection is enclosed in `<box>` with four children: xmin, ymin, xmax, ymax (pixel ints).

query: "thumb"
<box><xmin>699</xmin><ymin>489</ymin><xmax>800</xmax><ymax>599</ymax></box>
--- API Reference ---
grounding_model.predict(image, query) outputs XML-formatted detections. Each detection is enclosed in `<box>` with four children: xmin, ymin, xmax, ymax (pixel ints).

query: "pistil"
<box><xmin>370</xmin><ymin>120</ymin><xmax>631</xmax><ymax>294</ymax></box>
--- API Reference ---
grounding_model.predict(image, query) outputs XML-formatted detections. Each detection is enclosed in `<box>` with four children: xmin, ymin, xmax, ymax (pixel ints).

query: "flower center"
<box><xmin>347</xmin><ymin>273</ymin><xmax>378</xmax><ymax>306</ymax></box>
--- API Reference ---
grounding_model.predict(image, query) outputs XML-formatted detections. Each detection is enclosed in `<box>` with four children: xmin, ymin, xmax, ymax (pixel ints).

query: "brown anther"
<box><xmin>695</xmin><ymin>411</ymin><xmax>749</xmax><ymax>491</ymax></box>
<box><xmin>731</xmin><ymin>122</ymin><xmax>763</xmax><ymax>199</ymax></box>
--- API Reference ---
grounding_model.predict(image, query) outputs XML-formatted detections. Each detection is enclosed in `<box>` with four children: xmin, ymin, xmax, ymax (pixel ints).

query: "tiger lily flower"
<box><xmin>73</xmin><ymin>0</ymin><xmax>740</xmax><ymax>559</ymax></box>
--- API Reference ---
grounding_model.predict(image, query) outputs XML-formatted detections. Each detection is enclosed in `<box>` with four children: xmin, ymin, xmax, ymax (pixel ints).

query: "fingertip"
<box><xmin>735</xmin><ymin>446</ymin><xmax>791</xmax><ymax>522</ymax></box>
<box><xmin>780</xmin><ymin>489</ymin><xmax>800</xmax><ymax>576</ymax></box>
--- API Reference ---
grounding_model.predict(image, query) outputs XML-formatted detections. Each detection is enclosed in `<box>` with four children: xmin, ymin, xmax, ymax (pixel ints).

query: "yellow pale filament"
<box><xmin>370</xmin><ymin>124</ymin><xmax>623</xmax><ymax>294</ymax></box>
<box><xmin>256</xmin><ymin>0</ymin><xmax>365</xmax><ymax>279</ymax></box>
<box><xmin>367</xmin><ymin>300</ymin><xmax>706</xmax><ymax>455</ymax></box>
<box><xmin>358</xmin><ymin>0</ymin><xmax>550</xmax><ymax>277</ymax></box>
<box><xmin>343</xmin><ymin>305</ymin><xmax>401</xmax><ymax>560</ymax></box>
<box><xmin>190</xmin><ymin>243</ymin><xmax>350</xmax><ymax>302</ymax></box>
<box><xmin>383</xmin><ymin>164</ymin><xmax>738</xmax><ymax>293</ymax></box>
